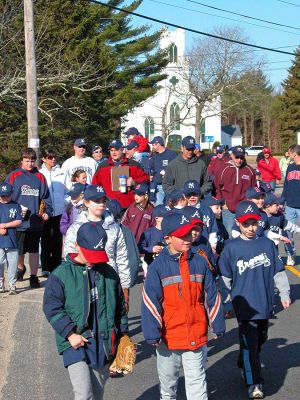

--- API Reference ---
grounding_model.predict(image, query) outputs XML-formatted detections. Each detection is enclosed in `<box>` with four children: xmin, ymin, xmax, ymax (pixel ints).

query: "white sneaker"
<box><xmin>8</xmin><ymin>285</ymin><xmax>17</xmax><ymax>295</ymax></box>
<box><xmin>0</xmin><ymin>279</ymin><xmax>5</xmax><ymax>293</ymax></box>
<box><xmin>287</xmin><ymin>256</ymin><xmax>295</xmax><ymax>266</ymax></box>
<box><xmin>248</xmin><ymin>384</ymin><xmax>264</xmax><ymax>399</ymax></box>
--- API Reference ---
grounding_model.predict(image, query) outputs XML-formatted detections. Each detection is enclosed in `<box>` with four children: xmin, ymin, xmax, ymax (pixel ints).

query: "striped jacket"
<box><xmin>141</xmin><ymin>248</ymin><xmax>225</xmax><ymax>350</ymax></box>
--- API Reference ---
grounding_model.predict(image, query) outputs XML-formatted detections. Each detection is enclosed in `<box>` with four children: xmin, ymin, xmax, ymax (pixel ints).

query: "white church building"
<box><xmin>122</xmin><ymin>28</ymin><xmax>222</xmax><ymax>149</ymax></box>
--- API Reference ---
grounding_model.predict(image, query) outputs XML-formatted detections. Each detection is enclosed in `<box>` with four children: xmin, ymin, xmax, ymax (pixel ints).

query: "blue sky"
<box><xmin>131</xmin><ymin>0</ymin><xmax>300</xmax><ymax>88</ymax></box>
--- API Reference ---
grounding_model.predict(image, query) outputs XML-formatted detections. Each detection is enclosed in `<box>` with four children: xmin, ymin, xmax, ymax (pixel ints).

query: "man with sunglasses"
<box><xmin>92</xmin><ymin>145</ymin><xmax>107</xmax><ymax>166</ymax></box>
<box><xmin>214</xmin><ymin>146</ymin><xmax>256</xmax><ymax>238</ymax></box>
<box><xmin>61</xmin><ymin>138</ymin><xmax>98</xmax><ymax>190</ymax></box>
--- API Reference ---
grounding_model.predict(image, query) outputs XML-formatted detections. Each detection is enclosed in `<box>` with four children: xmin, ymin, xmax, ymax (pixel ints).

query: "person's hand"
<box><xmin>126</xmin><ymin>177</ymin><xmax>135</xmax><ymax>187</ymax></box>
<box><xmin>67</xmin><ymin>333</ymin><xmax>89</xmax><ymax>349</ymax></box>
<box><xmin>276</xmin><ymin>179</ymin><xmax>281</xmax><ymax>185</ymax></box>
<box><xmin>42</xmin><ymin>213</ymin><xmax>49</xmax><ymax>221</ymax></box>
<box><xmin>0</xmin><ymin>228</ymin><xmax>7</xmax><ymax>236</ymax></box>
<box><xmin>211</xmin><ymin>246</ymin><xmax>217</xmax><ymax>254</ymax></box>
<box><xmin>280</xmin><ymin>236</ymin><xmax>291</xmax><ymax>244</ymax></box>
<box><xmin>281</xmin><ymin>299</ymin><xmax>291</xmax><ymax>309</ymax></box>
<box><xmin>152</xmin><ymin>245</ymin><xmax>163</xmax><ymax>254</ymax></box>
<box><xmin>160</xmin><ymin>170</ymin><xmax>165</xmax><ymax>176</ymax></box>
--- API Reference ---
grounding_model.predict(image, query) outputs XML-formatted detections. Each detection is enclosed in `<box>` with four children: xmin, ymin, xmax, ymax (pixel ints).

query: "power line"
<box><xmin>185</xmin><ymin>0</ymin><xmax>300</xmax><ymax>31</ymax></box>
<box><xmin>276</xmin><ymin>0</ymin><xmax>300</xmax><ymax>7</ymax></box>
<box><xmin>147</xmin><ymin>0</ymin><xmax>300</xmax><ymax>36</ymax></box>
<box><xmin>90</xmin><ymin>0</ymin><xmax>296</xmax><ymax>56</ymax></box>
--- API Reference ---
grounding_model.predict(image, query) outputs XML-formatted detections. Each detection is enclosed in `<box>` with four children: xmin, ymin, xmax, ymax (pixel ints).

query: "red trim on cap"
<box><xmin>170</xmin><ymin>223</ymin><xmax>198</xmax><ymax>238</ymax></box>
<box><xmin>80</xmin><ymin>247</ymin><xmax>109</xmax><ymax>263</ymax></box>
<box><xmin>236</xmin><ymin>214</ymin><xmax>261</xmax><ymax>223</ymax></box>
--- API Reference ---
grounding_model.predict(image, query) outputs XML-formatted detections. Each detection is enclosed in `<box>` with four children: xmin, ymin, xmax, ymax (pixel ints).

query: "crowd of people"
<box><xmin>0</xmin><ymin>129</ymin><xmax>299</xmax><ymax>400</ymax></box>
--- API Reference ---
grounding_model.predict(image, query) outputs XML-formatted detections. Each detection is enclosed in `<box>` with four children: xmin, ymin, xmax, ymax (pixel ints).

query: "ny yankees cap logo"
<box><xmin>97</xmin><ymin>186</ymin><xmax>104</xmax><ymax>193</ymax></box>
<box><xmin>188</xmin><ymin>182</ymin><xmax>195</xmax><ymax>189</ymax></box>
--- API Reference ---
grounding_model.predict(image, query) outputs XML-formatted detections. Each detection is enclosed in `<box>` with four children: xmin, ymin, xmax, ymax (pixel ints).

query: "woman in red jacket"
<box><xmin>257</xmin><ymin>147</ymin><xmax>281</xmax><ymax>192</ymax></box>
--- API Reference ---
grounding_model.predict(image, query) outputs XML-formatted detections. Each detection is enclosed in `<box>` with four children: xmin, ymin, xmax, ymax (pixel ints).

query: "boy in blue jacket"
<box><xmin>219</xmin><ymin>201</ymin><xmax>291</xmax><ymax>399</ymax></box>
<box><xmin>142</xmin><ymin>212</ymin><xmax>225</xmax><ymax>400</ymax></box>
<box><xmin>43</xmin><ymin>221</ymin><xmax>128</xmax><ymax>400</ymax></box>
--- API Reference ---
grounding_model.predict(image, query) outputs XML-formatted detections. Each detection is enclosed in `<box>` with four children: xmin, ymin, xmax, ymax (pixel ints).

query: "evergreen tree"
<box><xmin>279</xmin><ymin>48</ymin><xmax>300</xmax><ymax>147</ymax></box>
<box><xmin>0</xmin><ymin>0</ymin><xmax>168</xmax><ymax>174</ymax></box>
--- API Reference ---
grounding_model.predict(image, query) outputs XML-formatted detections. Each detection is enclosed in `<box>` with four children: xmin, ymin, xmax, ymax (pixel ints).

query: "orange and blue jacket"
<box><xmin>142</xmin><ymin>248</ymin><xmax>225</xmax><ymax>350</ymax></box>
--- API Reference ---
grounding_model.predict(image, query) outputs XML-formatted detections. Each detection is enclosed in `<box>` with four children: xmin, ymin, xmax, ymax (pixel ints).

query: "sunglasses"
<box><xmin>46</xmin><ymin>155</ymin><xmax>56</xmax><ymax>160</ymax></box>
<box><xmin>77</xmin><ymin>145</ymin><xmax>86</xmax><ymax>149</ymax></box>
<box><xmin>234</xmin><ymin>156</ymin><xmax>245</xmax><ymax>160</ymax></box>
<box><xmin>94</xmin><ymin>150</ymin><xmax>102</xmax><ymax>154</ymax></box>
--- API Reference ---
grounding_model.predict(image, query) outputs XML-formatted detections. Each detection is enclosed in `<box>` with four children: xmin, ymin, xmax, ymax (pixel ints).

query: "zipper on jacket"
<box><xmin>83</xmin><ymin>267</ymin><xmax>90</xmax><ymax>330</ymax></box>
<box><xmin>178</xmin><ymin>282</ymin><xmax>182</xmax><ymax>298</ymax></box>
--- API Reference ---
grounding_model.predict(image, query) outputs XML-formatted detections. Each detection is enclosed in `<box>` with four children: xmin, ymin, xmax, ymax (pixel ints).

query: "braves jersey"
<box><xmin>219</xmin><ymin>237</ymin><xmax>284</xmax><ymax>320</ymax></box>
<box><xmin>0</xmin><ymin>201</ymin><xmax>22</xmax><ymax>248</ymax></box>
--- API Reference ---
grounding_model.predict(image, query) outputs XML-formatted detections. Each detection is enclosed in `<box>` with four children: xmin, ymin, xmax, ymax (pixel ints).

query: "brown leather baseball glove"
<box><xmin>109</xmin><ymin>335</ymin><xmax>137</xmax><ymax>375</ymax></box>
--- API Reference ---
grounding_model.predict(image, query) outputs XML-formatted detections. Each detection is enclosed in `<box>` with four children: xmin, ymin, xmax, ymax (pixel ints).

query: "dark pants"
<box><xmin>238</xmin><ymin>319</ymin><xmax>269</xmax><ymax>385</ymax></box>
<box><xmin>41</xmin><ymin>215</ymin><xmax>63</xmax><ymax>272</ymax></box>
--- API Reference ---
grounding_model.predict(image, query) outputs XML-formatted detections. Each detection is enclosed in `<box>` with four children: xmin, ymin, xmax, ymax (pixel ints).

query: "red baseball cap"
<box><xmin>262</xmin><ymin>147</ymin><xmax>271</xmax><ymax>154</ymax></box>
<box><xmin>77</xmin><ymin>222</ymin><xmax>109</xmax><ymax>263</ymax></box>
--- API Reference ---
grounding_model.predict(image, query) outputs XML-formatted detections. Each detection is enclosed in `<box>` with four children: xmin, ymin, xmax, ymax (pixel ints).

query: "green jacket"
<box><xmin>43</xmin><ymin>255</ymin><xmax>128</xmax><ymax>356</ymax></box>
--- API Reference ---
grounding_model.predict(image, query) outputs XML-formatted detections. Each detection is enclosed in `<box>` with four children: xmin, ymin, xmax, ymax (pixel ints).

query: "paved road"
<box><xmin>2</xmin><ymin>252</ymin><xmax>300</xmax><ymax>400</ymax></box>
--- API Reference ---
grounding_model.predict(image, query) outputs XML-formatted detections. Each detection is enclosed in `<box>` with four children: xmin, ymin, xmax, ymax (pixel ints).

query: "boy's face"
<box><xmin>265</xmin><ymin>203</ymin><xmax>280</xmax><ymax>215</ymax></box>
<box><xmin>71</xmin><ymin>193</ymin><xmax>83</xmax><ymax>204</ymax></box>
<box><xmin>236</xmin><ymin>218</ymin><xmax>258</xmax><ymax>239</ymax></box>
<box><xmin>84</xmin><ymin>198</ymin><xmax>106</xmax><ymax>217</ymax></box>
<box><xmin>21</xmin><ymin>157</ymin><xmax>36</xmax><ymax>171</ymax></box>
<box><xmin>134</xmin><ymin>193</ymin><xmax>148</xmax><ymax>205</ymax></box>
<box><xmin>165</xmin><ymin>232</ymin><xmax>193</xmax><ymax>253</ymax></box>
<box><xmin>186</xmin><ymin>193</ymin><xmax>200</xmax><ymax>206</ymax></box>
<box><xmin>250</xmin><ymin>196</ymin><xmax>265</xmax><ymax>209</ymax></box>
<box><xmin>0</xmin><ymin>195</ymin><xmax>12</xmax><ymax>204</ymax></box>
<box><xmin>155</xmin><ymin>216</ymin><xmax>163</xmax><ymax>226</ymax></box>
<box><xmin>191</xmin><ymin>226</ymin><xmax>202</xmax><ymax>242</ymax></box>
<box><xmin>210</xmin><ymin>204</ymin><xmax>222</xmax><ymax>219</ymax></box>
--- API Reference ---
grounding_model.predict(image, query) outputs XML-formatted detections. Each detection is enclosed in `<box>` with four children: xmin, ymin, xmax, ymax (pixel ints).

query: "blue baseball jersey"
<box><xmin>219</xmin><ymin>236</ymin><xmax>284</xmax><ymax>320</ymax></box>
<box><xmin>0</xmin><ymin>201</ymin><xmax>22</xmax><ymax>248</ymax></box>
<box><xmin>149</xmin><ymin>148</ymin><xmax>177</xmax><ymax>184</ymax></box>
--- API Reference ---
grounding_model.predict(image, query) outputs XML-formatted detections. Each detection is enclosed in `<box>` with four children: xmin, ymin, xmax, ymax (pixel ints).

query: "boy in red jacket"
<box><xmin>142</xmin><ymin>212</ymin><xmax>225</xmax><ymax>400</ymax></box>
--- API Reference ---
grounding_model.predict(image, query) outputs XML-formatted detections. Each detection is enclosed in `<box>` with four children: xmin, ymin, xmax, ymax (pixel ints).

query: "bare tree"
<box><xmin>184</xmin><ymin>26</ymin><xmax>264</xmax><ymax>142</ymax></box>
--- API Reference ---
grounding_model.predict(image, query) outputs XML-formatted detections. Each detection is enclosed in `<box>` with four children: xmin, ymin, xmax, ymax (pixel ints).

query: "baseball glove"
<box><xmin>109</xmin><ymin>335</ymin><xmax>137</xmax><ymax>375</ymax></box>
<box><xmin>39</xmin><ymin>200</ymin><xmax>46</xmax><ymax>216</ymax></box>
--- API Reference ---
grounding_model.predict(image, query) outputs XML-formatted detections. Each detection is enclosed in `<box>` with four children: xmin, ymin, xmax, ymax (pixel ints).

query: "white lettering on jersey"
<box><xmin>21</xmin><ymin>185</ymin><xmax>39</xmax><ymax>196</ymax></box>
<box><xmin>236</xmin><ymin>253</ymin><xmax>271</xmax><ymax>275</ymax></box>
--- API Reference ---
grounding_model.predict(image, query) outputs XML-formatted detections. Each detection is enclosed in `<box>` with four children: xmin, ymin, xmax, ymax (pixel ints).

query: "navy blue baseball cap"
<box><xmin>236</xmin><ymin>201</ymin><xmax>261</xmax><ymax>223</ymax></box>
<box><xmin>182</xmin><ymin>136</ymin><xmax>196</xmax><ymax>150</ymax></box>
<box><xmin>149</xmin><ymin>136</ymin><xmax>164</xmax><ymax>146</ymax></box>
<box><xmin>134</xmin><ymin>182</ymin><xmax>149</xmax><ymax>196</ymax></box>
<box><xmin>232</xmin><ymin>146</ymin><xmax>245</xmax><ymax>157</ymax></box>
<box><xmin>259</xmin><ymin>182</ymin><xmax>272</xmax><ymax>193</ymax></box>
<box><xmin>169</xmin><ymin>189</ymin><xmax>184</xmax><ymax>202</ymax></box>
<box><xmin>109</xmin><ymin>139</ymin><xmax>123</xmax><ymax>149</ymax></box>
<box><xmin>76</xmin><ymin>221</ymin><xmax>109</xmax><ymax>263</ymax></box>
<box><xmin>67</xmin><ymin>183</ymin><xmax>86</xmax><ymax>198</ymax></box>
<box><xmin>246</xmin><ymin>186</ymin><xmax>265</xmax><ymax>199</ymax></box>
<box><xmin>216</xmin><ymin>145</ymin><xmax>225</xmax><ymax>153</ymax></box>
<box><xmin>126</xmin><ymin>140</ymin><xmax>139</xmax><ymax>150</ymax></box>
<box><xmin>202</xmin><ymin>194</ymin><xmax>224</xmax><ymax>207</ymax></box>
<box><xmin>84</xmin><ymin>185</ymin><xmax>107</xmax><ymax>201</ymax></box>
<box><xmin>181</xmin><ymin>206</ymin><xmax>204</xmax><ymax>225</ymax></box>
<box><xmin>74</xmin><ymin>138</ymin><xmax>86</xmax><ymax>147</ymax></box>
<box><xmin>106</xmin><ymin>199</ymin><xmax>123</xmax><ymax>219</ymax></box>
<box><xmin>0</xmin><ymin>182</ymin><xmax>13</xmax><ymax>196</ymax></box>
<box><xmin>264</xmin><ymin>193</ymin><xmax>280</xmax><ymax>207</ymax></box>
<box><xmin>183</xmin><ymin>180</ymin><xmax>201</xmax><ymax>196</ymax></box>
<box><xmin>153</xmin><ymin>205</ymin><xmax>168</xmax><ymax>218</ymax></box>
<box><xmin>123</xmin><ymin>127</ymin><xmax>140</xmax><ymax>137</ymax></box>
<box><xmin>162</xmin><ymin>212</ymin><xmax>197</xmax><ymax>237</ymax></box>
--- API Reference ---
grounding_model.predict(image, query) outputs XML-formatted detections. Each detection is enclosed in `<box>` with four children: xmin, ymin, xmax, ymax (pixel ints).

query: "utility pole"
<box><xmin>24</xmin><ymin>0</ymin><xmax>39</xmax><ymax>161</ymax></box>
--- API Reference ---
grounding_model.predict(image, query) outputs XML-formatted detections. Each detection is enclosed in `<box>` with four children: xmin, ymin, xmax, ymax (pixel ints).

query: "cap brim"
<box><xmin>184</xmin><ymin>146</ymin><xmax>195</xmax><ymax>151</ymax></box>
<box><xmin>190</xmin><ymin>218</ymin><xmax>204</xmax><ymax>226</ymax></box>
<box><xmin>80</xmin><ymin>248</ymin><xmax>109</xmax><ymax>263</ymax></box>
<box><xmin>134</xmin><ymin>191</ymin><xmax>148</xmax><ymax>196</ymax></box>
<box><xmin>168</xmin><ymin>223</ymin><xmax>198</xmax><ymax>238</ymax></box>
<box><xmin>236</xmin><ymin>214</ymin><xmax>261</xmax><ymax>223</ymax></box>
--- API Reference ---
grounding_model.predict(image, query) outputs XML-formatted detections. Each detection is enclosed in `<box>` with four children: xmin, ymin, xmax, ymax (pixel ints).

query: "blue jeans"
<box><xmin>156</xmin><ymin>342</ymin><xmax>208</xmax><ymax>400</ymax></box>
<box><xmin>0</xmin><ymin>248</ymin><xmax>18</xmax><ymax>286</ymax></box>
<box><xmin>155</xmin><ymin>184</ymin><xmax>165</xmax><ymax>206</ymax></box>
<box><xmin>222</xmin><ymin>209</ymin><xmax>236</xmax><ymax>239</ymax></box>
<box><xmin>285</xmin><ymin>206</ymin><xmax>300</xmax><ymax>255</ymax></box>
